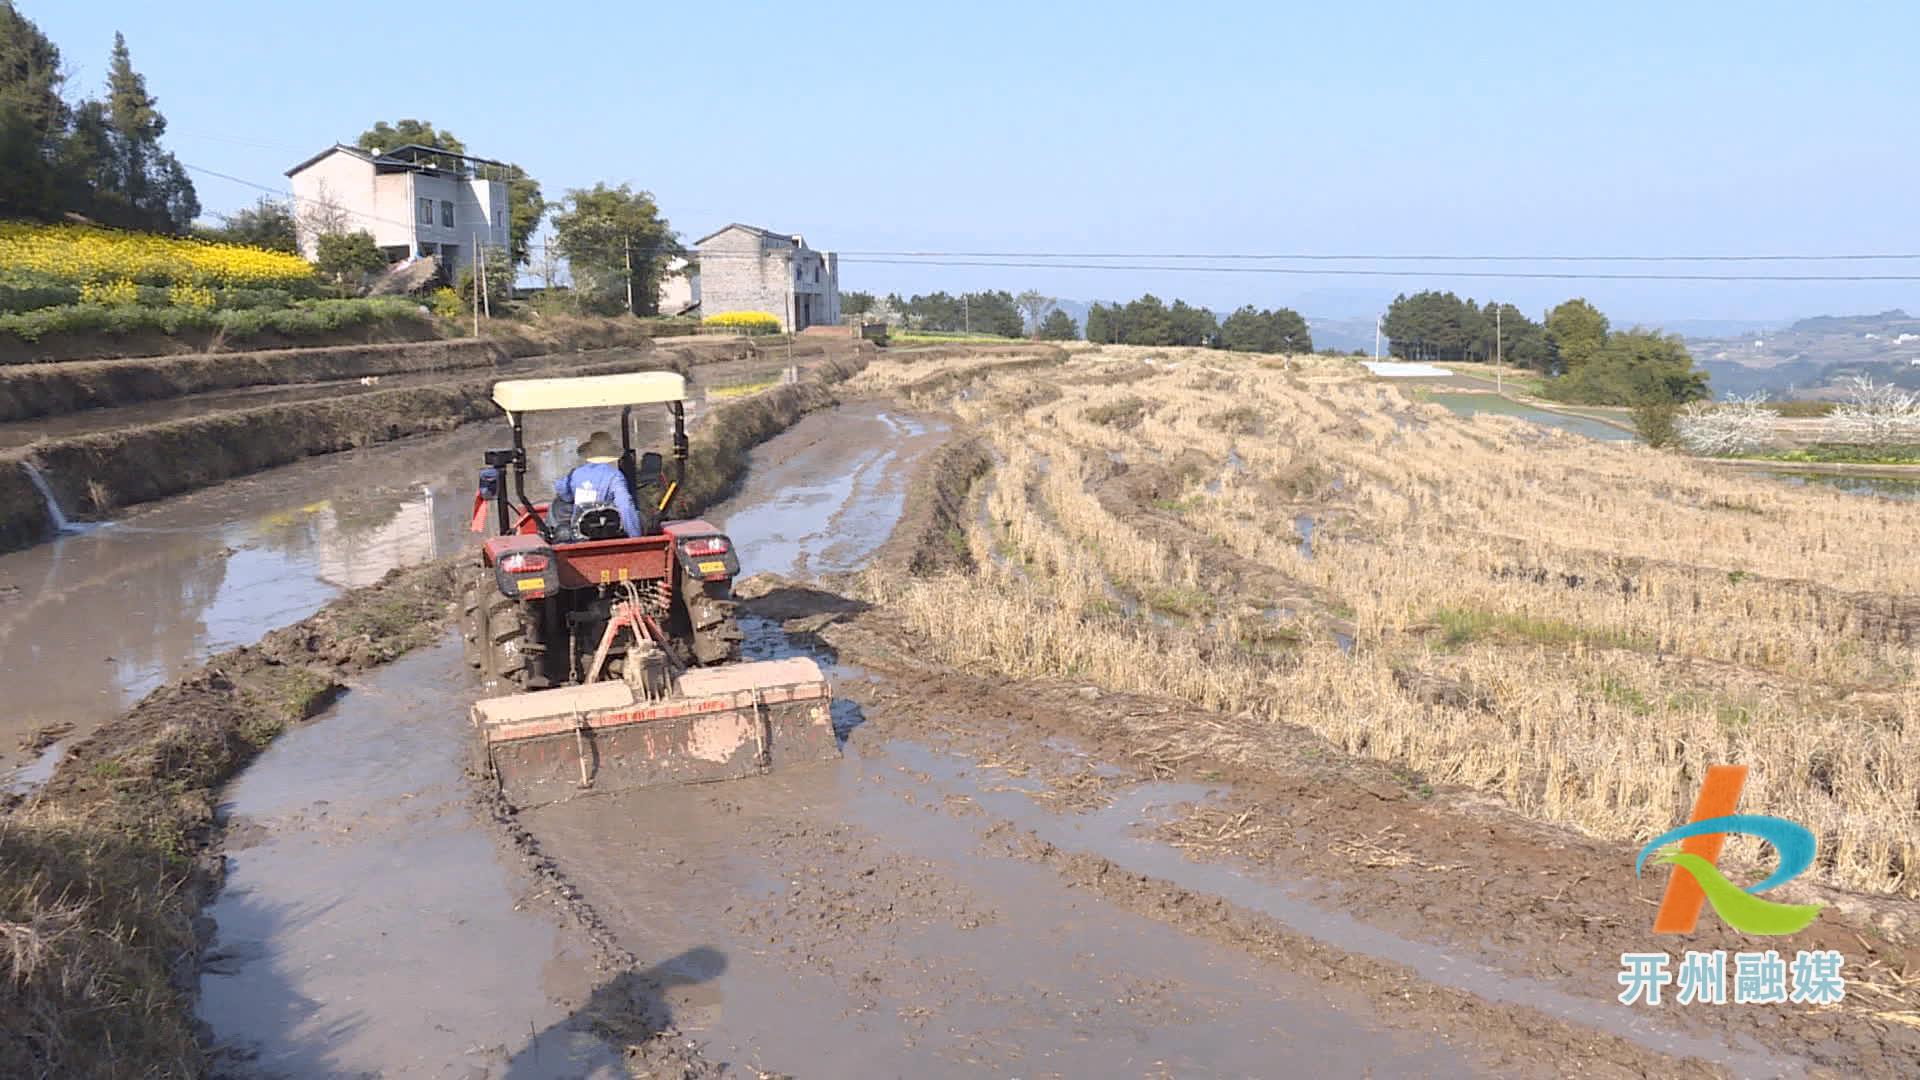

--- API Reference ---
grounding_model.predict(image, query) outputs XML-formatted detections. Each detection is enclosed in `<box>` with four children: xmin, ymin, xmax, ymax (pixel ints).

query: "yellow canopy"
<box><xmin>492</xmin><ymin>371</ymin><xmax>687</xmax><ymax>414</ymax></box>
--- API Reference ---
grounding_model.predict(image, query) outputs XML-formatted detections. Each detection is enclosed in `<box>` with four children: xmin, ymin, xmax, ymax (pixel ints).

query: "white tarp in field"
<box><xmin>1361</xmin><ymin>361</ymin><xmax>1450</xmax><ymax>378</ymax></box>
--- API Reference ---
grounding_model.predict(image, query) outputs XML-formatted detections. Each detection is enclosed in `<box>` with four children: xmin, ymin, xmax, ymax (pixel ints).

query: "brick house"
<box><xmin>286</xmin><ymin>143</ymin><xmax>511</xmax><ymax>280</ymax></box>
<box><xmin>693</xmin><ymin>223</ymin><xmax>839</xmax><ymax>331</ymax></box>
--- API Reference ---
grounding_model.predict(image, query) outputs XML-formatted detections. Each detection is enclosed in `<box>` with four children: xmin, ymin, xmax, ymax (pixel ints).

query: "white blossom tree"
<box><xmin>1677</xmin><ymin>394</ymin><xmax>1776</xmax><ymax>457</ymax></box>
<box><xmin>1826</xmin><ymin>375</ymin><xmax>1920</xmax><ymax>447</ymax></box>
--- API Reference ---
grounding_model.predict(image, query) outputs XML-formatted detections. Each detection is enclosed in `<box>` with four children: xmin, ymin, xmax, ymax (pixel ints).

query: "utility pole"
<box><xmin>624</xmin><ymin>237</ymin><xmax>634</xmax><ymax>316</ymax></box>
<box><xmin>1374</xmin><ymin>314</ymin><xmax>1383</xmax><ymax>360</ymax></box>
<box><xmin>1494</xmin><ymin>305</ymin><xmax>1503</xmax><ymax>394</ymax></box>
<box><xmin>962</xmin><ymin>293</ymin><xmax>970</xmax><ymax>334</ymax></box>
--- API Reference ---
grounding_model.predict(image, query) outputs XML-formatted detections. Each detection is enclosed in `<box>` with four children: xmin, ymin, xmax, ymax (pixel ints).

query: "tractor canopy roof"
<box><xmin>492</xmin><ymin>371</ymin><xmax>688</xmax><ymax>414</ymax></box>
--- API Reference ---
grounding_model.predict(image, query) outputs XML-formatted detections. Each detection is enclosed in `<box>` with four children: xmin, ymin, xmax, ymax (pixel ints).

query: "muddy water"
<box><xmin>197</xmin><ymin>640</ymin><xmax>623</xmax><ymax>1078</ymax></box>
<box><xmin>710</xmin><ymin>402</ymin><xmax>949</xmax><ymax>577</ymax></box>
<box><xmin>1423</xmin><ymin>390</ymin><xmax>1637</xmax><ymax>442</ymax></box>
<box><xmin>0</xmin><ymin>359</ymin><xmax>776</xmax><ymax>784</ymax></box>
<box><xmin>1748</xmin><ymin>468</ymin><xmax>1920</xmax><ymax>501</ymax></box>
<box><xmin>525</xmin><ymin>738</ymin><xmax>1467</xmax><ymax>1077</ymax></box>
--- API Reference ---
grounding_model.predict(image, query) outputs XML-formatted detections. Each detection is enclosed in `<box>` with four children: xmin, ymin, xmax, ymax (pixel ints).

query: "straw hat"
<box><xmin>578</xmin><ymin>431</ymin><xmax>620</xmax><ymax>462</ymax></box>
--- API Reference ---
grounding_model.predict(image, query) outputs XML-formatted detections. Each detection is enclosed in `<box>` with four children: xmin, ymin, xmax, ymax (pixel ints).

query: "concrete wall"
<box><xmin>696</xmin><ymin>226</ymin><xmax>841</xmax><ymax>330</ymax></box>
<box><xmin>291</xmin><ymin>150</ymin><xmax>407</xmax><ymax>256</ymax></box>
<box><xmin>698</xmin><ymin>228</ymin><xmax>796</xmax><ymax>328</ymax></box>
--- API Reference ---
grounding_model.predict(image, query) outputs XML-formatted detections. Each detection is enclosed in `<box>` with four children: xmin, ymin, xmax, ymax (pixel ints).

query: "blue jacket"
<box><xmin>556</xmin><ymin>461</ymin><xmax>641</xmax><ymax>538</ymax></box>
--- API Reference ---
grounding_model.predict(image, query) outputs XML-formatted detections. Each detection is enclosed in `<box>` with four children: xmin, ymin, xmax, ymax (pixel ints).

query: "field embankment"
<box><xmin>0</xmin><ymin>314</ymin><xmax>719</xmax><ymax>423</ymax></box>
<box><xmin>0</xmin><ymin>334</ymin><xmax>869</xmax><ymax>554</ymax></box>
<box><xmin>0</xmin><ymin>354</ymin><xmax>867</xmax><ymax>1078</ymax></box>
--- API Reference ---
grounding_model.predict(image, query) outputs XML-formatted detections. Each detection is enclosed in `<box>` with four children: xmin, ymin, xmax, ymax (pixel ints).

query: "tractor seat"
<box><xmin>575</xmin><ymin>504</ymin><xmax>625</xmax><ymax>541</ymax></box>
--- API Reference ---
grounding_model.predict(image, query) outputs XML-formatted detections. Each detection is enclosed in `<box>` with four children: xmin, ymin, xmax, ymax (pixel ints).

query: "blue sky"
<box><xmin>30</xmin><ymin>0</ymin><xmax>1920</xmax><ymax>324</ymax></box>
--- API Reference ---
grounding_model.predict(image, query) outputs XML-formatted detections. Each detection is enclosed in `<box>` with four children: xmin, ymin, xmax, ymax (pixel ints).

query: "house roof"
<box><xmin>693</xmin><ymin>222</ymin><xmax>803</xmax><ymax>247</ymax></box>
<box><xmin>285</xmin><ymin>142</ymin><xmax>510</xmax><ymax>179</ymax></box>
<box><xmin>284</xmin><ymin>144</ymin><xmax>373</xmax><ymax>177</ymax></box>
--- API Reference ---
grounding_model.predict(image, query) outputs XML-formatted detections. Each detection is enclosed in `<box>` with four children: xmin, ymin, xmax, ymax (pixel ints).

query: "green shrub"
<box><xmin>1631</xmin><ymin>399</ymin><xmax>1680</xmax><ymax>447</ymax></box>
<box><xmin>0</xmin><ymin>271</ymin><xmax>81</xmax><ymax>313</ymax></box>
<box><xmin>0</xmin><ymin>297</ymin><xmax>427</xmax><ymax>343</ymax></box>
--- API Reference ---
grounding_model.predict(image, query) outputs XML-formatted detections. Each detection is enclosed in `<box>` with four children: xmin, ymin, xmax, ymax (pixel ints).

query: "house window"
<box><xmin>441</xmin><ymin>200</ymin><xmax>454</xmax><ymax>228</ymax></box>
<box><xmin>417</xmin><ymin>197</ymin><xmax>433</xmax><ymax>225</ymax></box>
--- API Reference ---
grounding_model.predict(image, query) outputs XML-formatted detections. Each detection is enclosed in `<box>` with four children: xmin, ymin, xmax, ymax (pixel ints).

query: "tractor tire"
<box><xmin>686</xmin><ymin>586</ymin><xmax>743</xmax><ymax>667</ymax></box>
<box><xmin>460</xmin><ymin>573</ymin><xmax>484</xmax><ymax>670</ymax></box>
<box><xmin>480</xmin><ymin>584</ymin><xmax>532</xmax><ymax>689</ymax></box>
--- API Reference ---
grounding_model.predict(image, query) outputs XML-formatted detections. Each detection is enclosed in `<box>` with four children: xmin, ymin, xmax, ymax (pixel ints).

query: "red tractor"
<box><xmin>460</xmin><ymin>371</ymin><xmax>836</xmax><ymax>806</ymax></box>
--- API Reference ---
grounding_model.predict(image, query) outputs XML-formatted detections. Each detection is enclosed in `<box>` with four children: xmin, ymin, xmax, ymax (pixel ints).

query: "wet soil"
<box><xmin>199</xmin><ymin>639</ymin><xmax>624</xmax><ymax>1078</ymax></box>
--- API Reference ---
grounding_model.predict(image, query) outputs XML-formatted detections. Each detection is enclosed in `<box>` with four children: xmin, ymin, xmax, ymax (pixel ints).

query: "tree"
<box><xmin>199</xmin><ymin>196</ymin><xmax>298</xmax><ymax>252</ymax></box>
<box><xmin>356</xmin><ymin>119</ymin><xmax>464</xmax><ymax>160</ymax></box>
<box><xmin>550</xmin><ymin>183</ymin><xmax>683</xmax><ymax>315</ymax></box>
<box><xmin>1121</xmin><ymin>294</ymin><xmax>1174</xmax><ymax>345</ymax></box>
<box><xmin>842</xmin><ymin>290</ymin><xmax>876</xmax><ymax>317</ymax></box>
<box><xmin>1015</xmin><ymin>290</ymin><xmax>1056</xmax><ymax>337</ymax></box>
<box><xmin>103</xmin><ymin>32</ymin><xmax>196</xmax><ymax>231</ymax></box>
<box><xmin>1827</xmin><ymin>375</ymin><xmax>1920</xmax><ymax>447</ymax></box>
<box><xmin>1477</xmin><ymin>302</ymin><xmax>1552</xmax><ymax>371</ymax></box>
<box><xmin>1085</xmin><ymin>302</ymin><xmax>1113</xmax><ymax>344</ymax></box>
<box><xmin>1546</xmin><ymin>298</ymin><xmax>1609</xmax><ymax>369</ymax></box>
<box><xmin>1167</xmin><ymin>299</ymin><xmax>1218</xmax><ymax>347</ymax></box>
<box><xmin>1382</xmin><ymin>291</ymin><xmax>1485</xmax><ymax>361</ymax></box>
<box><xmin>315</xmin><ymin>230</ymin><xmax>387</xmax><ymax>284</ymax></box>
<box><xmin>0</xmin><ymin>3</ymin><xmax>71</xmax><ymax>216</ymax></box>
<box><xmin>1037</xmin><ymin>308</ymin><xmax>1078</xmax><ymax>340</ymax></box>
<box><xmin>1220</xmin><ymin>305</ymin><xmax>1312</xmax><ymax>354</ymax></box>
<box><xmin>1678</xmin><ymin>395</ymin><xmax>1775</xmax><ymax>456</ymax></box>
<box><xmin>1547</xmin><ymin>328</ymin><xmax>1707</xmax><ymax>405</ymax></box>
<box><xmin>499</xmin><ymin>166</ymin><xmax>544</xmax><ymax>267</ymax></box>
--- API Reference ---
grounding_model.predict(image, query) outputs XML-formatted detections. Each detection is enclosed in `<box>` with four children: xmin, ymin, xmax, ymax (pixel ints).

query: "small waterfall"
<box><xmin>21</xmin><ymin>461</ymin><xmax>77</xmax><ymax>534</ymax></box>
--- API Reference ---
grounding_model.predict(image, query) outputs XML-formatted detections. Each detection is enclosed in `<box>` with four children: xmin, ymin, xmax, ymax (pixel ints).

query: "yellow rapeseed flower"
<box><xmin>0</xmin><ymin>221</ymin><xmax>314</xmax><ymax>289</ymax></box>
<box><xmin>702</xmin><ymin>311</ymin><xmax>781</xmax><ymax>332</ymax></box>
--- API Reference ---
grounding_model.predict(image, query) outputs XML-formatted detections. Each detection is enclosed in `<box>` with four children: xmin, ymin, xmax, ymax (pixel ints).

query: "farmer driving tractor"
<box><xmin>555</xmin><ymin>430</ymin><xmax>643</xmax><ymax>539</ymax></box>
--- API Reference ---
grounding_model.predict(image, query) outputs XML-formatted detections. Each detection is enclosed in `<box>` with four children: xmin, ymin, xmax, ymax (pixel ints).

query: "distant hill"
<box><xmin>1687</xmin><ymin>309</ymin><xmax>1920</xmax><ymax>398</ymax></box>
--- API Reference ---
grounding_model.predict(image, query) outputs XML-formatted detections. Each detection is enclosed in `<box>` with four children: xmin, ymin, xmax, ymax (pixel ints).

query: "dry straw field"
<box><xmin>860</xmin><ymin>345</ymin><xmax>1918</xmax><ymax>897</ymax></box>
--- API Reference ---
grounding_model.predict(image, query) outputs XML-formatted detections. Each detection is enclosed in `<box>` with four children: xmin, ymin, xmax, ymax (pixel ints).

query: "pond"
<box><xmin>1421</xmin><ymin>392</ymin><xmax>1637</xmax><ymax>442</ymax></box>
<box><xmin>1744</xmin><ymin>469</ymin><xmax>1920</xmax><ymax>502</ymax></box>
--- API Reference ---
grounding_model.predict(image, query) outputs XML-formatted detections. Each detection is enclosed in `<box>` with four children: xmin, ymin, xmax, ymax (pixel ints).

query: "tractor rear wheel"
<box><xmin>683</xmin><ymin>581</ymin><xmax>743</xmax><ymax>666</ymax></box>
<box><xmin>460</xmin><ymin>573</ymin><xmax>484</xmax><ymax>670</ymax></box>
<box><xmin>480</xmin><ymin>580</ymin><xmax>533</xmax><ymax>689</ymax></box>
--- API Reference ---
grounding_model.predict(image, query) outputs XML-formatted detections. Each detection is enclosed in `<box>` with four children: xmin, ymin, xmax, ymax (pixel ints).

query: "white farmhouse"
<box><xmin>693</xmin><ymin>223</ymin><xmax>839</xmax><ymax>331</ymax></box>
<box><xmin>286</xmin><ymin>143</ymin><xmax>511</xmax><ymax>280</ymax></box>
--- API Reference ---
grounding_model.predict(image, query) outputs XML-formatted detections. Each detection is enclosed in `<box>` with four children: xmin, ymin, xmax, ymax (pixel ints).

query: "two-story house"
<box><xmin>286</xmin><ymin>143</ymin><xmax>511</xmax><ymax>281</ymax></box>
<box><xmin>693</xmin><ymin>224</ymin><xmax>839</xmax><ymax>331</ymax></box>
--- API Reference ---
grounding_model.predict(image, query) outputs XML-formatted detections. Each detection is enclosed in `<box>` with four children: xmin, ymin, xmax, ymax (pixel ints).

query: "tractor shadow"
<box><xmin>735</xmin><ymin>578</ymin><xmax>873</xmax><ymax>742</ymax></box>
<box><xmin>502</xmin><ymin>946</ymin><xmax>729</xmax><ymax>1079</ymax></box>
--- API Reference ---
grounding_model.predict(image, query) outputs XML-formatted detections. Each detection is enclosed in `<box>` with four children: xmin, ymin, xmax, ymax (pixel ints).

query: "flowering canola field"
<box><xmin>0</xmin><ymin>221</ymin><xmax>314</xmax><ymax>289</ymax></box>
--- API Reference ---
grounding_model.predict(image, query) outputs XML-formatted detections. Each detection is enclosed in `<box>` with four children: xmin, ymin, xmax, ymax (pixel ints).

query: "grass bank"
<box><xmin>0</xmin><ymin>350</ymin><xmax>868</xmax><ymax>1077</ymax></box>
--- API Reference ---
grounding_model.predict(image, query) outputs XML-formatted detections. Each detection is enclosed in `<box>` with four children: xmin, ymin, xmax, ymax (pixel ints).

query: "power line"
<box><xmin>839</xmin><ymin>249</ymin><xmax>1920</xmax><ymax>263</ymax></box>
<box><xmin>826</xmin><ymin>257</ymin><xmax>1920</xmax><ymax>283</ymax></box>
<box><xmin>182</xmin><ymin>164</ymin><xmax>1920</xmax><ymax>282</ymax></box>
